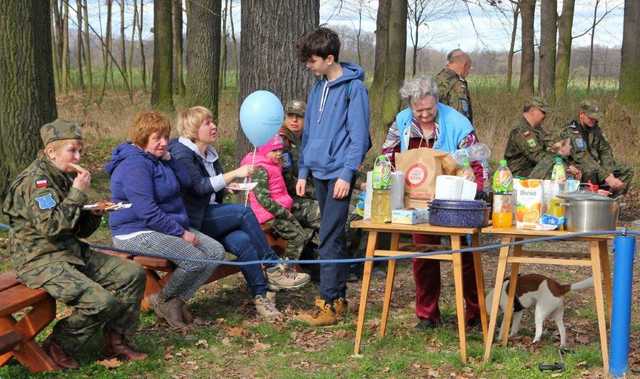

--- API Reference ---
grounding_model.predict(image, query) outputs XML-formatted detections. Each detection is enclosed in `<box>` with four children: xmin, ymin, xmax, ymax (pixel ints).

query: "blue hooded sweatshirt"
<box><xmin>299</xmin><ymin>62</ymin><xmax>371</xmax><ymax>182</ymax></box>
<box><xmin>105</xmin><ymin>142</ymin><xmax>190</xmax><ymax>237</ymax></box>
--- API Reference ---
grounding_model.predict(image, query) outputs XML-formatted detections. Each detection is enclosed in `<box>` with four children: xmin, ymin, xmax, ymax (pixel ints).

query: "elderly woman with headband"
<box><xmin>381</xmin><ymin>77</ymin><xmax>483</xmax><ymax>331</ymax></box>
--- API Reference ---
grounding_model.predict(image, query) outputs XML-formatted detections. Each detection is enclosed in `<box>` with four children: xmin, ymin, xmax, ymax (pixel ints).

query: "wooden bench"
<box><xmin>0</xmin><ymin>271</ymin><xmax>59</xmax><ymax>372</ymax></box>
<box><xmin>100</xmin><ymin>227</ymin><xmax>288</xmax><ymax>311</ymax></box>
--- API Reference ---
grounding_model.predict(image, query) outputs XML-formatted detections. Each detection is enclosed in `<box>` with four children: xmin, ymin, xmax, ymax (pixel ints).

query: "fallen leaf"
<box><xmin>195</xmin><ymin>339</ymin><xmax>209</xmax><ymax>349</ymax></box>
<box><xmin>221</xmin><ymin>337</ymin><xmax>231</xmax><ymax>346</ymax></box>
<box><xmin>96</xmin><ymin>358</ymin><xmax>122</xmax><ymax>369</ymax></box>
<box><xmin>254</xmin><ymin>342</ymin><xmax>271</xmax><ymax>351</ymax></box>
<box><xmin>227</xmin><ymin>326</ymin><xmax>247</xmax><ymax>337</ymax></box>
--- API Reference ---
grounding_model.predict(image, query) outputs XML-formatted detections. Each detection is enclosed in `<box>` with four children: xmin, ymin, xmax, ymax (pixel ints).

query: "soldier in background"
<box><xmin>561</xmin><ymin>100</ymin><xmax>633</xmax><ymax>196</ymax></box>
<box><xmin>435</xmin><ymin>49</ymin><xmax>474</xmax><ymax>123</ymax></box>
<box><xmin>504</xmin><ymin>97</ymin><xmax>553</xmax><ymax>178</ymax></box>
<box><xmin>2</xmin><ymin>120</ymin><xmax>147</xmax><ymax>369</ymax></box>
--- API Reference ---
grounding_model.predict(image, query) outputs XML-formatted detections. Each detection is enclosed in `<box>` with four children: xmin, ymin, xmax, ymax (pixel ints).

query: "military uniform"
<box><xmin>504</xmin><ymin>117</ymin><xmax>553</xmax><ymax>178</ymax></box>
<box><xmin>1</xmin><ymin>120</ymin><xmax>145</xmax><ymax>356</ymax></box>
<box><xmin>435</xmin><ymin>67</ymin><xmax>473</xmax><ymax>123</ymax></box>
<box><xmin>561</xmin><ymin>120</ymin><xmax>633</xmax><ymax>192</ymax></box>
<box><xmin>253</xmin><ymin>167</ymin><xmax>314</xmax><ymax>259</ymax></box>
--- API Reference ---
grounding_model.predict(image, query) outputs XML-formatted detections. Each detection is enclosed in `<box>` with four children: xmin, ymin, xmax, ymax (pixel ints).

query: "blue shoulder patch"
<box><xmin>35</xmin><ymin>193</ymin><xmax>57</xmax><ymax>210</ymax></box>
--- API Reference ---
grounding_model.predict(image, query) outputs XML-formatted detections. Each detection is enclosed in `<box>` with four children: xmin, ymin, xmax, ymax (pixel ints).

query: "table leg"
<box><xmin>451</xmin><ymin>236</ymin><xmax>467</xmax><ymax>363</ymax></box>
<box><xmin>0</xmin><ymin>296</ymin><xmax>59</xmax><ymax>372</ymax></box>
<box><xmin>483</xmin><ymin>237</ymin><xmax>512</xmax><ymax>363</ymax></box>
<box><xmin>472</xmin><ymin>234</ymin><xmax>488</xmax><ymax>341</ymax></box>
<box><xmin>354</xmin><ymin>231</ymin><xmax>379</xmax><ymax>355</ymax></box>
<box><xmin>501</xmin><ymin>240</ymin><xmax>522</xmax><ymax>346</ymax></box>
<box><xmin>379</xmin><ymin>233</ymin><xmax>400</xmax><ymax>338</ymax></box>
<box><xmin>598</xmin><ymin>239</ymin><xmax>612</xmax><ymax>321</ymax></box>
<box><xmin>590</xmin><ymin>240</ymin><xmax>609</xmax><ymax>369</ymax></box>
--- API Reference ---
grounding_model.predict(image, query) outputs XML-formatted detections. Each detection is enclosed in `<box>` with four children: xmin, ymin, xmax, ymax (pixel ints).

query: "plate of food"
<box><xmin>227</xmin><ymin>182</ymin><xmax>258</xmax><ymax>191</ymax></box>
<box><xmin>83</xmin><ymin>201</ymin><xmax>132</xmax><ymax>211</ymax></box>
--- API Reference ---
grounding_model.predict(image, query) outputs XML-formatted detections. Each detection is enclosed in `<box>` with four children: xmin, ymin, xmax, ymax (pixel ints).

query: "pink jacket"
<box><xmin>240</xmin><ymin>136</ymin><xmax>293</xmax><ymax>224</ymax></box>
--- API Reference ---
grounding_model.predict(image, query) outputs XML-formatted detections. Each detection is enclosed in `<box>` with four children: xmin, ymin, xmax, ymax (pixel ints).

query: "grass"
<box><xmin>1</xmin><ymin>78</ymin><xmax>639</xmax><ymax>377</ymax></box>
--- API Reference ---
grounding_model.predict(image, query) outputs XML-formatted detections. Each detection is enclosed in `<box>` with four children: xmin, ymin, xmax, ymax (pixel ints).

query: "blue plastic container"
<box><xmin>429</xmin><ymin>199</ymin><xmax>489</xmax><ymax>228</ymax></box>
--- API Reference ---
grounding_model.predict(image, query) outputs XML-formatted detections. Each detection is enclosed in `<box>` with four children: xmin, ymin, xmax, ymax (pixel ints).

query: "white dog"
<box><xmin>486</xmin><ymin>273</ymin><xmax>593</xmax><ymax>347</ymax></box>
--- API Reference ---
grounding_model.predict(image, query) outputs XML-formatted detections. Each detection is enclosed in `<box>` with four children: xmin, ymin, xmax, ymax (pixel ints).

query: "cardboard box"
<box><xmin>391</xmin><ymin>208</ymin><xmax>430</xmax><ymax>225</ymax></box>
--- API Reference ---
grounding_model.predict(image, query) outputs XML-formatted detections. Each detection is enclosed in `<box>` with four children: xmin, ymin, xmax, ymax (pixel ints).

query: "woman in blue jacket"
<box><xmin>169</xmin><ymin>106</ymin><xmax>310</xmax><ymax>321</ymax></box>
<box><xmin>107</xmin><ymin>111</ymin><xmax>225</xmax><ymax>329</ymax></box>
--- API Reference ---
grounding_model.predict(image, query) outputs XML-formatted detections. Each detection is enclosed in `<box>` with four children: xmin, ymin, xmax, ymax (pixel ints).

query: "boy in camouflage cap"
<box><xmin>561</xmin><ymin>100</ymin><xmax>633</xmax><ymax>195</ymax></box>
<box><xmin>2</xmin><ymin>119</ymin><xmax>147</xmax><ymax>368</ymax></box>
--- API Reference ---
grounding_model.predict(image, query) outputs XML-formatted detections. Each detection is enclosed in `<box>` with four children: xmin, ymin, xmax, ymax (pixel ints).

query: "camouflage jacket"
<box><xmin>561</xmin><ymin>120</ymin><xmax>616</xmax><ymax>179</ymax></box>
<box><xmin>504</xmin><ymin>117</ymin><xmax>553</xmax><ymax>178</ymax></box>
<box><xmin>252</xmin><ymin>167</ymin><xmax>297</xmax><ymax>222</ymax></box>
<box><xmin>280</xmin><ymin>127</ymin><xmax>314</xmax><ymax>198</ymax></box>
<box><xmin>435</xmin><ymin>67</ymin><xmax>473</xmax><ymax>123</ymax></box>
<box><xmin>2</xmin><ymin>154</ymin><xmax>100</xmax><ymax>275</ymax></box>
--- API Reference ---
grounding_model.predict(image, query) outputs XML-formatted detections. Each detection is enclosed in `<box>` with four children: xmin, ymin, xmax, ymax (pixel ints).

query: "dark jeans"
<box><xmin>200</xmin><ymin>203</ymin><xmax>280</xmax><ymax>297</ymax></box>
<box><xmin>313</xmin><ymin>178</ymin><xmax>354</xmax><ymax>302</ymax></box>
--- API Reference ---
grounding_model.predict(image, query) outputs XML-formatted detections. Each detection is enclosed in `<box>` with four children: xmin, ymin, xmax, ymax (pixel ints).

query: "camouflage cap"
<box><xmin>285</xmin><ymin>100</ymin><xmax>306</xmax><ymax>117</ymax></box>
<box><xmin>579</xmin><ymin>100</ymin><xmax>603</xmax><ymax>120</ymax></box>
<box><xmin>40</xmin><ymin>119</ymin><xmax>82</xmax><ymax>146</ymax></box>
<box><xmin>525</xmin><ymin>96</ymin><xmax>549</xmax><ymax>113</ymax></box>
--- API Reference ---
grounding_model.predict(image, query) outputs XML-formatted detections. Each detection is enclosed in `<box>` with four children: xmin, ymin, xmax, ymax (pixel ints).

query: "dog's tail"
<box><xmin>570</xmin><ymin>276</ymin><xmax>594</xmax><ymax>291</ymax></box>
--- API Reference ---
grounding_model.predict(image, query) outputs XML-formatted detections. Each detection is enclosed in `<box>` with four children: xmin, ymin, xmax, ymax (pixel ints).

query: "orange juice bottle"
<box><xmin>492</xmin><ymin>193</ymin><xmax>513</xmax><ymax>228</ymax></box>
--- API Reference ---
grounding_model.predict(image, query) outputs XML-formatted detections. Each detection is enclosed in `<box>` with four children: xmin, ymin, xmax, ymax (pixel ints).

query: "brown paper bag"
<box><xmin>395</xmin><ymin>148</ymin><xmax>448</xmax><ymax>208</ymax></box>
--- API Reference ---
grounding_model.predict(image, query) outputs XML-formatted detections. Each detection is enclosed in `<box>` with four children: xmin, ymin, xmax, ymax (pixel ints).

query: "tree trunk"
<box><xmin>139</xmin><ymin>0</ymin><xmax>147</xmax><ymax>91</ymax></box>
<box><xmin>519</xmin><ymin>0</ymin><xmax>535</xmax><ymax>96</ymax></box>
<box><xmin>151</xmin><ymin>0</ymin><xmax>174</xmax><ymax>111</ymax></box>
<box><xmin>106</xmin><ymin>0</ymin><xmax>113</xmax><ymax>88</ymax></box>
<box><xmin>173</xmin><ymin>0</ymin><xmax>186</xmax><ymax>96</ymax></box>
<box><xmin>185</xmin><ymin>0</ymin><xmax>221</xmax><ymax>113</ymax></box>
<box><xmin>230</xmin><ymin>0</ymin><xmax>239</xmax><ymax>88</ymax></box>
<box><xmin>555</xmin><ymin>0</ymin><xmax>574</xmax><ymax>100</ymax></box>
<box><xmin>76</xmin><ymin>0</ymin><xmax>85</xmax><ymax>91</ymax></box>
<box><xmin>129</xmin><ymin>0</ymin><xmax>138</xmax><ymax>89</ymax></box>
<box><xmin>619</xmin><ymin>0</ymin><xmax>640</xmax><ymax>103</ymax></box>
<box><xmin>0</xmin><ymin>0</ymin><xmax>57</xmax><ymax>198</ymax></box>
<box><xmin>538</xmin><ymin>0</ymin><xmax>556</xmax><ymax>101</ymax></box>
<box><xmin>82</xmin><ymin>0</ymin><xmax>92</xmax><ymax>96</ymax></box>
<box><xmin>120</xmin><ymin>0</ymin><xmax>127</xmax><ymax>78</ymax></box>
<box><xmin>356</xmin><ymin>6</ymin><xmax>363</xmax><ymax>66</ymax></box>
<box><xmin>411</xmin><ymin>16</ymin><xmax>419</xmax><ymax>77</ymax></box>
<box><xmin>506</xmin><ymin>4</ymin><xmax>519</xmax><ymax>91</ymax></box>
<box><xmin>237</xmin><ymin>0</ymin><xmax>319</xmax><ymax>159</ymax></box>
<box><xmin>52</xmin><ymin>0</ymin><xmax>63</xmax><ymax>91</ymax></box>
<box><xmin>587</xmin><ymin>0</ymin><xmax>600</xmax><ymax>93</ymax></box>
<box><xmin>61</xmin><ymin>0</ymin><xmax>70</xmax><ymax>92</ymax></box>
<box><xmin>220</xmin><ymin>0</ymin><xmax>229</xmax><ymax>90</ymax></box>
<box><xmin>370</xmin><ymin>0</ymin><xmax>407</xmax><ymax>136</ymax></box>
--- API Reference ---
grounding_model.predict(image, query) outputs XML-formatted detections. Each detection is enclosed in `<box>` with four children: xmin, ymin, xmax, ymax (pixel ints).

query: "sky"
<box><xmin>82</xmin><ymin>0</ymin><xmax>625</xmax><ymax>53</ymax></box>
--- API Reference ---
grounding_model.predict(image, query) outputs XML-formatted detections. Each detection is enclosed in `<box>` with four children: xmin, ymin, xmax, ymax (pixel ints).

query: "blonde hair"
<box><xmin>129</xmin><ymin>111</ymin><xmax>172</xmax><ymax>147</ymax></box>
<box><xmin>44</xmin><ymin>139</ymin><xmax>83</xmax><ymax>160</ymax></box>
<box><xmin>176</xmin><ymin>106</ymin><xmax>214</xmax><ymax>141</ymax></box>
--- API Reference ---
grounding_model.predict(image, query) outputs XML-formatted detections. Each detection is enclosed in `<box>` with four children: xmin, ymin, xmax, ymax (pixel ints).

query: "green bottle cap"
<box><xmin>499</xmin><ymin>159</ymin><xmax>507</xmax><ymax>167</ymax></box>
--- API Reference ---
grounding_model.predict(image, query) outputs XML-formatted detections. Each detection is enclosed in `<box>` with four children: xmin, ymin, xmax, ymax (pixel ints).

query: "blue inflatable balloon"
<box><xmin>240</xmin><ymin>90</ymin><xmax>284</xmax><ymax>147</ymax></box>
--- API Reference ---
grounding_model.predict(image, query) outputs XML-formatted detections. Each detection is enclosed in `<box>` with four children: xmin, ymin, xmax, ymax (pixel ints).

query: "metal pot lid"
<box><xmin>557</xmin><ymin>191</ymin><xmax>614</xmax><ymax>202</ymax></box>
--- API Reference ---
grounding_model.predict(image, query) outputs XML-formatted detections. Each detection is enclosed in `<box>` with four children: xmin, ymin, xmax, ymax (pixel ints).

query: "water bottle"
<box><xmin>551</xmin><ymin>156</ymin><xmax>566</xmax><ymax>183</ymax></box>
<box><xmin>492</xmin><ymin>160</ymin><xmax>513</xmax><ymax>194</ymax></box>
<box><xmin>460</xmin><ymin>158</ymin><xmax>476</xmax><ymax>182</ymax></box>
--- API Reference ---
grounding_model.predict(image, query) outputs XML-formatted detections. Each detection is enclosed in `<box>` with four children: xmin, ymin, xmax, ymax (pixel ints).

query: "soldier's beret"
<box><xmin>40</xmin><ymin>119</ymin><xmax>83</xmax><ymax>146</ymax></box>
<box><xmin>285</xmin><ymin>100</ymin><xmax>306</xmax><ymax>117</ymax></box>
<box><xmin>579</xmin><ymin>100</ymin><xmax>603</xmax><ymax>120</ymax></box>
<box><xmin>525</xmin><ymin>97</ymin><xmax>549</xmax><ymax>114</ymax></box>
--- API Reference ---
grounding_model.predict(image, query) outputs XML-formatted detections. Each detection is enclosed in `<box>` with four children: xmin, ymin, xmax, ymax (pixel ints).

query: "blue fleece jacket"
<box><xmin>105</xmin><ymin>142</ymin><xmax>190</xmax><ymax>237</ymax></box>
<box><xmin>299</xmin><ymin>62</ymin><xmax>371</xmax><ymax>182</ymax></box>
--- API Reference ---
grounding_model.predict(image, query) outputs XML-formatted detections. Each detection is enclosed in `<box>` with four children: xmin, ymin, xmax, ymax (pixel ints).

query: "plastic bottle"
<box><xmin>492</xmin><ymin>160</ymin><xmax>514</xmax><ymax>228</ymax></box>
<box><xmin>551</xmin><ymin>156</ymin><xmax>566</xmax><ymax>183</ymax></box>
<box><xmin>460</xmin><ymin>158</ymin><xmax>476</xmax><ymax>182</ymax></box>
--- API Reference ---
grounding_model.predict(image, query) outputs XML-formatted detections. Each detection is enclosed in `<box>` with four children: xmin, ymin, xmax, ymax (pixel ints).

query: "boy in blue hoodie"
<box><xmin>295</xmin><ymin>27</ymin><xmax>371</xmax><ymax>326</ymax></box>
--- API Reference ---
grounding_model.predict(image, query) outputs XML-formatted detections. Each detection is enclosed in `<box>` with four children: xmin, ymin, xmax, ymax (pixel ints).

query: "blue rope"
<box><xmin>2</xmin><ymin>221</ymin><xmax>636</xmax><ymax>266</ymax></box>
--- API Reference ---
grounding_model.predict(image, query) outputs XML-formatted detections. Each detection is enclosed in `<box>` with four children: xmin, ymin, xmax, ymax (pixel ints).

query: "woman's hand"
<box><xmin>567</xmin><ymin>165</ymin><xmax>582</xmax><ymax>180</ymax></box>
<box><xmin>233</xmin><ymin>165</ymin><xmax>254</xmax><ymax>180</ymax></box>
<box><xmin>72</xmin><ymin>170</ymin><xmax>91</xmax><ymax>192</ymax></box>
<box><xmin>181</xmin><ymin>230</ymin><xmax>199</xmax><ymax>246</ymax></box>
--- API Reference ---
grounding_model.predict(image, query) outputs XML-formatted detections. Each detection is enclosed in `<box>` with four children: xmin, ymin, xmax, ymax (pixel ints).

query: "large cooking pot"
<box><xmin>557</xmin><ymin>192</ymin><xmax>619</xmax><ymax>232</ymax></box>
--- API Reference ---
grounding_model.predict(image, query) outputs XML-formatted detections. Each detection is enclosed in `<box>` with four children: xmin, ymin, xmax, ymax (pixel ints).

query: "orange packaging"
<box><xmin>514</xmin><ymin>179</ymin><xmax>543</xmax><ymax>229</ymax></box>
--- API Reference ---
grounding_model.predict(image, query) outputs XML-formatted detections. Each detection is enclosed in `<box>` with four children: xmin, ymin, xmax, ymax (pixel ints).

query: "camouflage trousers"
<box><xmin>18</xmin><ymin>251</ymin><xmax>146</xmax><ymax>355</ymax></box>
<box><xmin>291</xmin><ymin>197</ymin><xmax>321</xmax><ymax>246</ymax></box>
<box><xmin>582</xmin><ymin>163</ymin><xmax>634</xmax><ymax>195</ymax></box>
<box><xmin>267</xmin><ymin>197</ymin><xmax>319</xmax><ymax>259</ymax></box>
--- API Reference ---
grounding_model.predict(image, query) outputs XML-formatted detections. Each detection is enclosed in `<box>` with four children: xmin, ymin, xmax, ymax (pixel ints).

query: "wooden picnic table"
<box><xmin>480</xmin><ymin>226</ymin><xmax>614</xmax><ymax>368</ymax></box>
<box><xmin>350</xmin><ymin>220</ymin><xmax>488</xmax><ymax>363</ymax></box>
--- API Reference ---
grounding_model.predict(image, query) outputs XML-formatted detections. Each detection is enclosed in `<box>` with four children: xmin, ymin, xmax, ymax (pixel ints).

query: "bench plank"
<box><xmin>0</xmin><ymin>272</ymin><xmax>18</xmax><ymax>292</ymax></box>
<box><xmin>0</xmin><ymin>285</ymin><xmax>50</xmax><ymax>317</ymax></box>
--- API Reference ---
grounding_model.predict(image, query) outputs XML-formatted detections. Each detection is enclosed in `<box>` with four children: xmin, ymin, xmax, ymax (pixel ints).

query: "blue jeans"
<box><xmin>199</xmin><ymin>203</ymin><xmax>279</xmax><ymax>297</ymax></box>
<box><xmin>313</xmin><ymin>178</ymin><xmax>354</xmax><ymax>302</ymax></box>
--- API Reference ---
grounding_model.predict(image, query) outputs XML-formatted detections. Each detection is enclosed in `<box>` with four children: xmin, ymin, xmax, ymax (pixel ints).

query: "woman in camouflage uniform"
<box><xmin>2</xmin><ymin>120</ymin><xmax>147</xmax><ymax>369</ymax></box>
